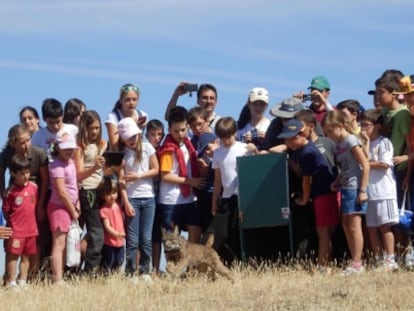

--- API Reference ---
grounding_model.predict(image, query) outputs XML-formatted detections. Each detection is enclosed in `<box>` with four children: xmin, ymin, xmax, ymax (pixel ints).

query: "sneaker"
<box><xmin>341</xmin><ymin>264</ymin><xmax>364</xmax><ymax>276</ymax></box>
<box><xmin>7</xmin><ymin>281</ymin><xmax>20</xmax><ymax>291</ymax></box>
<box><xmin>141</xmin><ymin>274</ymin><xmax>153</xmax><ymax>284</ymax></box>
<box><xmin>405</xmin><ymin>248</ymin><xmax>414</xmax><ymax>268</ymax></box>
<box><xmin>16</xmin><ymin>279</ymin><xmax>29</xmax><ymax>289</ymax></box>
<box><xmin>380</xmin><ymin>259</ymin><xmax>399</xmax><ymax>272</ymax></box>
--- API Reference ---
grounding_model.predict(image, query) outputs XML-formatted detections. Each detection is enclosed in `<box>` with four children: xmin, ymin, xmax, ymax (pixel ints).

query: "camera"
<box><xmin>302</xmin><ymin>94</ymin><xmax>312</xmax><ymax>102</ymax></box>
<box><xmin>250</xmin><ymin>128</ymin><xmax>261</xmax><ymax>145</ymax></box>
<box><xmin>183</xmin><ymin>83</ymin><xmax>198</xmax><ymax>93</ymax></box>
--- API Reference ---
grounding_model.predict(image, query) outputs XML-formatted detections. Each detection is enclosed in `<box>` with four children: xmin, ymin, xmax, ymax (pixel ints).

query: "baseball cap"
<box><xmin>277</xmin><ymin>119</ymin><xmax>305</xmax><ymax>139</ymax></box>
<box><xmin>197</xmin><ymin>132</ymin><xmax>217</xmax><ymax>156</ymax></box>
<box><xmin>118</xmin><ymin>117</ymin><xmax>141</xmax><ymax>141</ymax></box>
<box><xmin>270</xmin><ymin>97</ymin><xmax>305</xmax><ymax>118</ymax></box>
<box><xmin>249</xmin><ymin>87</ymin><xmax>269</xmax><ymax>104</ymax></box>
<box><xmin>394</xmin><ymin>75</ymin><xmax>414</xmax><ymax>95</ymax></box>
<box><xmin>56</xmin><ymin>130</ymin><xmax>77</xmax><ymax>149</ymax></box>
<box><xmin>308</xmin><ymin>76</ymin><xmax>330</xmax><ymax>91</ymax></box>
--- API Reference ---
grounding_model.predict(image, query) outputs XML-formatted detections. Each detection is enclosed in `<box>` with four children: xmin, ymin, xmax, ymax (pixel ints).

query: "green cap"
<box><xmin>308</xmin><ymin>76</ymin><xmax>330</xmax><ymax>91</ymax></box>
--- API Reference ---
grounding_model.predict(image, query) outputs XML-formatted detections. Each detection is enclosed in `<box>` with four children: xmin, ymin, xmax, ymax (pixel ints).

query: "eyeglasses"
<box><xmin>120</xmin><ymin>84</ymin><xmax>140</xmax><ymax>96</ymax></box>
<box><xmin>360</xmin><ymin>123</ymin><xmax>374</xmax><ymax>129</ymax></box>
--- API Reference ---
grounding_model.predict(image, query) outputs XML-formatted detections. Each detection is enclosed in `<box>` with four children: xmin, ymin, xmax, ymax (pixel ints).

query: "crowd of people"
<box><xmin>0</xmin><ymin>68</ymin><xmax>414</xmax><ymax>289</ymax></box>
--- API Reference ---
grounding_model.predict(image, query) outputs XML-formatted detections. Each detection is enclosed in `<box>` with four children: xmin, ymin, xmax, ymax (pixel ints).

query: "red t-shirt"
<box><xmin>2</xmin><ymin>182</ymin><xmax>38</xmax><ymax>238</ymax></box>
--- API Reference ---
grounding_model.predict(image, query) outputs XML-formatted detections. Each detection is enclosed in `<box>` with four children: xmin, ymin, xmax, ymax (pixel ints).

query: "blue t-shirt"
<box><xmin>290</xmin><ymin>141</ymin><xmax>337</xmax><ymax>197</ymax></box>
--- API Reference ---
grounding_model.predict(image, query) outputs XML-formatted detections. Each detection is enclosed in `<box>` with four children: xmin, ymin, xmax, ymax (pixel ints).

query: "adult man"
<box><xmin>295</xmin><ymin>76</ymin><xmax>334</xmax><ymax>124</ymax></box>
<box><xmin>165</xmin><ymin>82</ymin><xmax>221</xmax><ymax>129</ymax></box>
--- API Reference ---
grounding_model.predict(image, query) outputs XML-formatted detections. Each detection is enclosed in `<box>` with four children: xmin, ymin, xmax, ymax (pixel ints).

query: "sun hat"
<box><xmin>197</xmin><ymin>132</ymin><xmax>217</xmax><ymax>157</ymax></box>
<box><xmin>270</xmin><ymin>97</ymin><xmax>305</xmax><ymax>118</ymax></box>
<box><xmin>277</xmin><ymin>119</ymin><xmax>305</xmax><ymax>139</ymax></box>
<box><xmin>308</xmin><ymin>76</ymin><xmax>330</xmax><ymax>91</ymax></box>
<box><xmin>394</xmin><ymin>75</ymin><xmax>414</xmax><ymax>95</ymax></box>
<box><xmin>56</xmin><ymin>131</ymin><xmax>77</xmax><ymax>149</ymax></box>
<box><xmin>118</xmin><ymin>117</ymin><xmax>141</xmax><ymax>141</ymax></box>
<box><xmin>249</xmin><ymin>87</ymin><xmax>269</xmax><ymax>104</ymax></box>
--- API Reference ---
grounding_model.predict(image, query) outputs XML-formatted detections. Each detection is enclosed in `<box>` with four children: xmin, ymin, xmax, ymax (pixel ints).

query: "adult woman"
<box><xmin>19</xmin><ymin>106</ymin><xmax>41</xmax><ymax>135</ymax></box>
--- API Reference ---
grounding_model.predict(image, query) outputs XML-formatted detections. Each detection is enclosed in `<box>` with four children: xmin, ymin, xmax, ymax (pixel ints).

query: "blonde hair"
<box><xmin>321</xmin><ymin>110</ymin><xmax>353</xmax><ymax>134</ymax></box>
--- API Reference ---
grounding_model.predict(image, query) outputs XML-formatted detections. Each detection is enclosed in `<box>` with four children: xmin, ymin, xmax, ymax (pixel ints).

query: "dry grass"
<box><xmin>1</xmin><ymin>262</ymin><xmax>414</xmax><ymax>311</ymax></box>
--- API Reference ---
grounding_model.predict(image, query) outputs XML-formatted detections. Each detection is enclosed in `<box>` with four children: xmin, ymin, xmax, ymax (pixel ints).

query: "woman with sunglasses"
<box><xmin>105</xmin><ymin>83</ymin><xmax>148</xmax><ymax>151</ymax></box>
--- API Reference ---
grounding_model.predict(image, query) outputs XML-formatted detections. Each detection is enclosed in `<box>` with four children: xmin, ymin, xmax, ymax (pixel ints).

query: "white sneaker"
<box><xmin>7</xmin><ymin>281</ymin><xmax>20</xmax><ymax>291</ymax></box>
<box><xmin>405</xmin><ymin>248</ymin><xmax>414</xmax><ymax>268</ymax></box>
<box><xmin>383</xmin><ymin>259</ymin><xmax>399</xmax><ymax>272</ymax></box>
<box><xmin>341</xmin><ymin>264</ymin><xmax>364</xmax><ymax>276</ymax></box>
<box><xmin>141</xmin><ymin>274</ymin><xmax>153</xmax><ymax>284</ymax></box>
<box><xmin>16</xmin><ymin>279</ymin><xmax>29</xmax><ymax>289</ymax></box>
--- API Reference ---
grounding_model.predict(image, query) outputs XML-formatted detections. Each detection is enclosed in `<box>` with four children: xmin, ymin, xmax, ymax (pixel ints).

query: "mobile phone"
<box><xmin>138</xmin><ymin>115</ymin><xmax>147</xmax><ymax>126</ymax></box>
<box><xmin>103</xmin><ymin>151</ymin><xmax>124</xmax><ymax>166</ymax></box>
<box><xmin>183</xmin><ymin>84</ymin><xmax>198</xmax><ymax>93</ymax></box>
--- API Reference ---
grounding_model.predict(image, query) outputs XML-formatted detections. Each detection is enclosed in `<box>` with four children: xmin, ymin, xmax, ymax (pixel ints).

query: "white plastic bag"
<box><xmin>66</xmin><ymin>220</ymin><xmax>83</xmax><ymax>267</ymax></box>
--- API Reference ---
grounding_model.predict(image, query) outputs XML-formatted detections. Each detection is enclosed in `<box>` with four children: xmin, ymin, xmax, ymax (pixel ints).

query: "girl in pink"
<box><xmin>47</xmin><ymin>130</ymin><xmax>79</xmax><ymax>285</ymax></box>
<box><xmin>99</xmin><ymin>178</ymin><xmax>125</xmax><ymax>273</ymax></box>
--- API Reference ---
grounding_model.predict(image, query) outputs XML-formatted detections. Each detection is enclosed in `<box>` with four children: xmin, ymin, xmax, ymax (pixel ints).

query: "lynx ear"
<box><xmin>173</xmin><ymin>225</ymin><xmax>179</xmax><ymax>235</ymax></box>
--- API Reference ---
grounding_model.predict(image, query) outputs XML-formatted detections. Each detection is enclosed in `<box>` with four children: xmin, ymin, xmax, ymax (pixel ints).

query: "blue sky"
<box><xmin>0</xmin><ymin>0</ymin><xmax>413</xmax><ymax>273</ymax></box>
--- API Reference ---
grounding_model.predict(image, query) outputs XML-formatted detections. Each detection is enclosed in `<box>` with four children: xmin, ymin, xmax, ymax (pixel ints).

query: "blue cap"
<box><xmin>196</xmin><ymin>132</ymin><xmax>217</xmax><ymax>156</ymax></box>
<box><xmin>277</xmin><ymin>119</ymin><xmax>305</xmax><ymax>139</ymax></box>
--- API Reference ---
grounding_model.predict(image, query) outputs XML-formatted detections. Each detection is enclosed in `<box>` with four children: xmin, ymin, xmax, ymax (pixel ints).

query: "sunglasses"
<box><xmin>120</xmin><ymin>84</ymin><xmax>140</xmax><ymax>96</ymax></box>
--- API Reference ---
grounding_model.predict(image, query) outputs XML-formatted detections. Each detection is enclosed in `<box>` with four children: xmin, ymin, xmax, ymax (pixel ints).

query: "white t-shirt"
<box><xmin>236</xmin><ymin>118</ymin><xmax>271</xmax><ymax>142</ymax></box>
<box><xmin>123</xmin><ymin>142</ymin><xmax>156</xmax><ymax>198</ymax></box>
<box><xmin>32</xmin><ymin>123</ymin><xmax>78</xmax><ymax>151</ymax></box>
<box><xmin>212</xmin><ymin>141</ymin><xmax>250</xmax><ymax>198</ymax></box>
<box><xmin>105</xmin><ymin>109</ymin><xmax>148</xmax><ymax>127</ymax></box>
<box><xmin>158</xmin><ymin>143</ymin><xmax>196</xmax><ymax>205</ymax></box>
<box><xmin>368</xmin><ymin>136</ymin><xmax>397</xmax><ymax>200</ymax></box>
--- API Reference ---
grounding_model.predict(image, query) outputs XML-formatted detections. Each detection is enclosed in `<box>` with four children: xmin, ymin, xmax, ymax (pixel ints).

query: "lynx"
<box><xmin>161</xmin><ymin>226</ymin><xmax>234</xmax><ymax>282</ymax></box>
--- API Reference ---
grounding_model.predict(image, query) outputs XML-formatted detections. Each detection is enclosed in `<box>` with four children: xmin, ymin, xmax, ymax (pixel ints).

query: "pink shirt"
<box><xmin>48</xmin><ymin>158</ymin><xmax>78</xmax><ymax>206</ymax></box>
<box><xmin>100</xmin><ymin>202</ymin><xmax>125</xmax><ymax>247</ymax></box>
<box><xmin>2</xmin><ymin>182</ymin><xmax>38</xmax><ymax>238</ymax></box>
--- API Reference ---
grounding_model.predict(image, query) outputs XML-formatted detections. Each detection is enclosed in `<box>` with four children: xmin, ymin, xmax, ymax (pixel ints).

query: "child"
<box><xmin>197</xmin><ymin>132</ymin><xmax>220</xmax><ymax>233</ymax></box>
<box><xmin>2</xmin><ymin>154</ymin><xmax>38</xmax><ymax>288</ymax></box>
<box><xmin>74</xmin><ymin>110</ymin><xmax>109</xmax><ymax>273</ymax></box>
<box><xmin>145</xmin><ymin>119</ymin><xmax>165</xmax><ymax>150</ymax></box>
<box><xmin>322</xmin><ymin>110</ymin><xmax>370</xmax><ymax>275</ymax></box>
<box><xmin>237</xmin><ymin>87</ymin><xmax>270</xmax><ymax>147</ymax></box>
<box><xmin>117</xmin><ymin>117</ymin><xmax>159</xmax><ymax>278</ymax></box>
<box><xmin>63</xmin><ymin>98</ymin><xmax>86</xmax><ymax>127</ymax></box>
<box><xmin>212</xmin><ymin>117</ymin><xmax>258</xmax><ymax>263</ymax></box>
<box><xmin>98</xmin><ymin>177</ymin><xmax>125</xmax><ymax>273</ymax></box>
<box><xmin>31</xmin><ymin>98</ymin><xmax>78</xmax><ymax>154</ymax></box>
<box><xmin>105</xmin><ymin>83</ymin><xmax>148</xmax><ymax>151</ymax></box>
<box><xmin>336</xmin><ymin>100</ymin><xmax>363</xmax><ymax>136</ymax></box>
<box><xmin>360</xmin><ymin>109</ymin><xmax>399</xmax><ymax>271</ymax></box>
<box><xmin>145</xmin><ymin>119</ymin><xmax>167</xmax><ymax>275</ymax></box>
<box><xmin>158</xmin><ymin>108</ymin><xmax>205</xmax><ymax>244</ymax></box>
<box><xmin>0</xmin><ymin>124</ymin><xmax>49</xmax><ymax>274</ymax></box>
<box><xmin>277</xmin><ymin>119</ymin><xmax>339</xmax><ymax>267</ymax></box>
<box><xmin>47</xmin><ymin>130</ymin><xmax>80</xmax><ymax>285</ymax></box>
<box><xmin>187</xmin><ymin>106</ymin><xmax>211</xmax><ymax>148</ymax></box>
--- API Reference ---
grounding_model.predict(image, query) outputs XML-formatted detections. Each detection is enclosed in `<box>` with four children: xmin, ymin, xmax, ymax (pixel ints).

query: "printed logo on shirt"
<box><xmin>14</xmin><ymin>196</ymin><xmax>23</xmax><ymax>206</ymax></box>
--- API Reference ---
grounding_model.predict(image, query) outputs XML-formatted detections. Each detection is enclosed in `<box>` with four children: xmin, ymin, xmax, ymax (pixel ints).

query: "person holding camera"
<box><xmin>165</xmin><ymin>82</ymin><xmax>221</xmax><ymax>130</ymax></box>
<box><xmin>294</xmin><ymin>76</ymin><xmax>334</xmax><ymax>124</ymax></box>
<box><xmin>236</xmin><ymin>87</ymin><xmax>270</xmax><ymax>147</ymax></box>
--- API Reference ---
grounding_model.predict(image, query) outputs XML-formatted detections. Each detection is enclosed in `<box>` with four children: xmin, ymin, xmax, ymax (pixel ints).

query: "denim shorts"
<box><xmin>341</xmin><ymin>189</ymin><xmax>367</xmax><ymax>214</ymax></box>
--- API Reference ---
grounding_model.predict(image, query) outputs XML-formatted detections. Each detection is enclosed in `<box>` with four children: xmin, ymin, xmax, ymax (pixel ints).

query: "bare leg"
<box><xmin>187</xmin><ymin>225</ymin><xmax>202</xmax><ymax>244</ymax></box>
<box><xmin>316</xmin><ymin>227</ymin><xmax>332</xmax><ymax>266</ymax></box>
<box><xmin>50</xmin><ymin>229</ymin><xmax>67</xmax><ymax>283</ymax></box>
<box><xmin>6</xmin><ymin>253</ymin><xmax>19</xmax><ymax>284</ymax></box>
